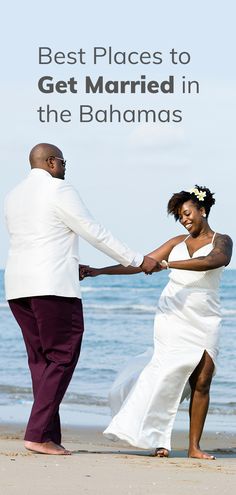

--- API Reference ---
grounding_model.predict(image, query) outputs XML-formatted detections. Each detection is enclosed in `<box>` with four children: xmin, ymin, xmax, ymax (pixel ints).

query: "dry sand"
<box><xmin>0</xmin><ymin>423</ymin><xmax>235</xmax><ymax>495</ymax></box>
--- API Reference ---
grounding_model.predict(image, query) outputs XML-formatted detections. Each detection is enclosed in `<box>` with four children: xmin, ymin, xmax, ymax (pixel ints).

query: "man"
<box><xmin>4</xmin><ymin>143</ymin><xmax>159</xmax><ymax>455</ymax></box>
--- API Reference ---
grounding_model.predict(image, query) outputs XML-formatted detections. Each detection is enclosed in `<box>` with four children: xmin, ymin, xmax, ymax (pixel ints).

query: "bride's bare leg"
<box><xmin>188</xmin><ymin>351</ymin><xmax>215</xmax><ymax>459</ymax></box>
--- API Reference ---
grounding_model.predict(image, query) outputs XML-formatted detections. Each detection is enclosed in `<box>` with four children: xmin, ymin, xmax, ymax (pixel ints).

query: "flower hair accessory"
<box><xmin>189</xmin><ymin>187</ymin><xmax>206</xmax><ymax>202</ymax></box>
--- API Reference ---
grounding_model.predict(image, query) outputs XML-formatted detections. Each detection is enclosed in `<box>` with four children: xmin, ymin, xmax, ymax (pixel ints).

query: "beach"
<box><xmin>1</xmin><ymin>271</ymin><xmax>236</xmax><ymax>493</ymax></box>
<box><xmin>1</xmin><ymin>423</ymin><xmax>236</xmax><ymax>495</ymax></box>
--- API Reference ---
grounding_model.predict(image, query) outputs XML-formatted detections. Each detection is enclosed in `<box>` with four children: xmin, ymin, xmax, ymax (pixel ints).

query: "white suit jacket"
<box><xmin>4</xmin><ymin>169</ymin><xmax>143</xmax><ymax>300</ymax></box>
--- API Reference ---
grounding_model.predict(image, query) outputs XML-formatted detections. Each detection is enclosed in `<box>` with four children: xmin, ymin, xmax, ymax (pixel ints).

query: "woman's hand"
<box><xmin>79</xmin><ymin>264</ymin><xmax>89</xmax><ymax>280</ymax></box>
<box><xmin>85</xmin><ymin>267</ymin><xmax>101</xmax><ymax>277</ymax></box>
<box><xmin>79</xmin><ymin>264</ymin><xmax>101</xmax><ymax>280</ymax></box>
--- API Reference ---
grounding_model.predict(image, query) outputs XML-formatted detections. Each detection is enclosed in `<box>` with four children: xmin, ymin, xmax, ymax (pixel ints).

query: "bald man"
<box><xmin>4</xmin><ymin>143</ymin><xmax>159</xmax><ymax>455</ymax></box>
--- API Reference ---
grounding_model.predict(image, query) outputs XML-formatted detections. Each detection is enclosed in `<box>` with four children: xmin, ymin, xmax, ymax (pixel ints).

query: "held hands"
<box><xmin>79</xmin><ymin>257</ymin><xmax>165</xmax><ymax>280</ymax></box>
<box><xmin>140</xmin><ymin>256</ymin><xmax>164</xmax><ymax>275</ymax></box>
<box><xmin>79</xmin><ymin>264</ymin><xmax>100</xmax><ymax>280</ymax></box>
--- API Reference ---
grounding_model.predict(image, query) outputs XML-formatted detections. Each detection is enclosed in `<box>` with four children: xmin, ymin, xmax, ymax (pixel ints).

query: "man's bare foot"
<box><xmin>153</xmin><ymin>448</ymin><xmax>169</xmax><ymax>457</ymax></box>
<box><xmin>24</xmin><ymin>440</ymin><xmax>71</xmax><ymax>455</ymax></box>
<box><xmin>188</xmin><ymin>447</ymin><xmax>215</xmax><ymax>460</ymax></box>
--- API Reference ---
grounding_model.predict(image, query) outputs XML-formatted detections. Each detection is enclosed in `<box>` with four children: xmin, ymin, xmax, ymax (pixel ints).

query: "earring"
<box><xmin>202</xmin><ymin>213</ymin><xmax>206</xmax><ymax>218</ymax></box>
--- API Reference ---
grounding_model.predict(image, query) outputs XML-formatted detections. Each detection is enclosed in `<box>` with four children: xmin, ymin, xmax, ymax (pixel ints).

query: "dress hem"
<box><xmin>103</xmin><ymin>430</ymin><xmax>171</xmax><ymax>451</ymax></box>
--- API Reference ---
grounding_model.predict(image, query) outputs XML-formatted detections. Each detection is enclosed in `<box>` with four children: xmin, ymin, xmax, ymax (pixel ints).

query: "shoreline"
<box><xmin>1</xmin><ymin>421</ymin><xmax>236</xmax><ymax>457</ymax></box>
<box><xmin>1</xmin><ymin>400</ymin><xmax>236</xmax><ymax>432</ymax></box>
<box><xmin>1</xmin><ymin>421</ymin><xmax>236</xmax><ymax>454</ymax></box>
<box><xmin>1</xmin><ymin>423</ymin><xmax>236</xmax><ymax>495</ymax></box>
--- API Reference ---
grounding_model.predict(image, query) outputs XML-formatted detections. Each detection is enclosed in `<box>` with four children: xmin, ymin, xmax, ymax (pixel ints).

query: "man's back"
<box><xmin>5</xmin><ymin>168</ymin><xmax>80</xmax><ymax>299</ymax></box>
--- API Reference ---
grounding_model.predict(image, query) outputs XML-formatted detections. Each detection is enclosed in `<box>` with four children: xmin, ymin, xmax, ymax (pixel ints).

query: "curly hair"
<box><xmin>167</xmin><ymin>185</ymin><xmax>215</xmax><ymax>221</ymax></box>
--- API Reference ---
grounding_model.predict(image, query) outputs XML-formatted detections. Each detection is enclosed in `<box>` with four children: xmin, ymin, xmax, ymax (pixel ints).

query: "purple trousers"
<box><xmin>9</xmin><ymin>296</ymin><xmax>84</xmax><ymax>444</ymax></box>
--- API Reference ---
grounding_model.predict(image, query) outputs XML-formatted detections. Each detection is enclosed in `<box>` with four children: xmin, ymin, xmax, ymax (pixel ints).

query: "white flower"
<box><xmin>189</xmin><ymin>187</ymin><xmax>206</xmax><ymax>201</ymax></box>
<box><xmin>197</xmin><ymin>191</ymin><xmax>206</xmax><ymax>201</ymax></box>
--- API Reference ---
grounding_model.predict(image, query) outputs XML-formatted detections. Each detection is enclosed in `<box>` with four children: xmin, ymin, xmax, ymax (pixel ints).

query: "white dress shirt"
<box><xmin>4</xmin><ymin>169</ymin><xmax>143</xmax><ymax>299</ymax></box>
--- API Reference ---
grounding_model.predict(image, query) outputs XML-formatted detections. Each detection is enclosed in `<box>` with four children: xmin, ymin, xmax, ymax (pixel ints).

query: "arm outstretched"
<box><xmin>166</xmin><ymin>234</ymin><xmax>233</xmax><ymax>271</ymax></box>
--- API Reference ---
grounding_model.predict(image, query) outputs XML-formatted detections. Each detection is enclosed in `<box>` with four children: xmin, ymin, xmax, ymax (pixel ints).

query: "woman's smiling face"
<box><xmin>178</xmin><ymin>200</ymin><xmax>206</xmax><ymax>235</ymax></box>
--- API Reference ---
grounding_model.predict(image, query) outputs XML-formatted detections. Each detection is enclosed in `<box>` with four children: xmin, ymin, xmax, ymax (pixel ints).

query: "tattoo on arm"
<box><xmin>213</xmin><ymin>235</ymin><xmax>233</xmax><ymax>265</ymax></box>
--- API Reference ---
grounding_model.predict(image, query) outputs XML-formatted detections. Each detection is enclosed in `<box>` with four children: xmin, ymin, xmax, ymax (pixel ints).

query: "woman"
<box><xmin>81</xmin><ymin>186</ymin><xmax>232</xmax><ymax>459</ymax></box>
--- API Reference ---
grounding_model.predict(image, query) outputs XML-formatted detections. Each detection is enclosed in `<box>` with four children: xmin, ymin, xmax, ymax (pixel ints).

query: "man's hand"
<box><xmin>140</xmin><ymin>256</ymin><xmax>163</xmax><ymax>274</ymax></box>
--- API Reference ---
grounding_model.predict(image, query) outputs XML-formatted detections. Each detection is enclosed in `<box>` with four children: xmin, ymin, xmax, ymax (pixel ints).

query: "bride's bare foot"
<box><xmin>153</xmin><ymin>448</ymin><xmax>169</xmax><ymax>457</ymax></box>
<box><xmin>24</xmin><ymin>440</ymin><xmax>71</xmax><ymax>455</ymax></box>
<box><xmin>188</xmin><ymin>447</ymin><xmax>215</xmax><ymax>460</ymax></box>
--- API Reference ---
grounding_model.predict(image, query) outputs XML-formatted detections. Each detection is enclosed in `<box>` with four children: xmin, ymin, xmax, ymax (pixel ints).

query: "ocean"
<box><xmin>0</xmin><ymin>269</ymin><xmax>235</xmax><ymax>432</ymax></box>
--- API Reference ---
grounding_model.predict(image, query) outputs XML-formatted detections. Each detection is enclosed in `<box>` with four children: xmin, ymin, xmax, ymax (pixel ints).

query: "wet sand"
<box><xmin>0</xmin><ymin>423</ymin><xmax>235</xmax><ymax>494</ymax></box>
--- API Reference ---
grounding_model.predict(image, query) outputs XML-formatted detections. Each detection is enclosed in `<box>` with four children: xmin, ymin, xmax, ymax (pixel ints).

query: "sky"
<box><xmin>1</xmin><ymin>0</ymin><xmax>235</xmax><ymax>268</ymax></box>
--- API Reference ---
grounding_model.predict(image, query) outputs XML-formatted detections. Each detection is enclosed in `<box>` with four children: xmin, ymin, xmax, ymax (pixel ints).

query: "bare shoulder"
<box><xmin>214</xmin><ymin>233</ymin><xmax>233</xmax><ymax>246</ymax></box>
<box><xmin>169</xmin><ymin>234</ymin><xmax>188</xmax><ymax>246</ymax></box>
<box><xmin>152</xmin><ymin>234</ymin><xmax>186</xmax><ymax>250</ymax></box>
<box><xmin>158</xmin><ymin>234</ymin><xmax>187</xmax><ymax>250</ymax></box>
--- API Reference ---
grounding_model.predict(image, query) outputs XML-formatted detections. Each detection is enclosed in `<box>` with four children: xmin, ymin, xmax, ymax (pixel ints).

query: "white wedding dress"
<box><xmin>104</xmin><ymin>234</ymin><xmax>224</xmax><ymax>450</ymax></box>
